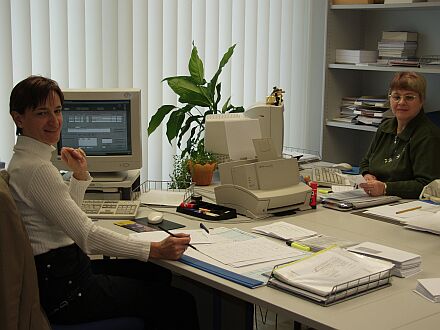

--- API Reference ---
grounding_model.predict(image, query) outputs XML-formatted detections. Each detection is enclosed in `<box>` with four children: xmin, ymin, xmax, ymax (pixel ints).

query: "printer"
<box><xmin>215</xmin><ymin>156</ymin><xmax>312</xmax><ymax>219</ymax></box>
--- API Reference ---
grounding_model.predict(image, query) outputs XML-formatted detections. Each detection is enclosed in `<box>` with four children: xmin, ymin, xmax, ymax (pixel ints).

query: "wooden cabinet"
<box><xmin>322</xmin><ymin>1</ymin><xmax>440</xmax><ymax>165</ymax></box>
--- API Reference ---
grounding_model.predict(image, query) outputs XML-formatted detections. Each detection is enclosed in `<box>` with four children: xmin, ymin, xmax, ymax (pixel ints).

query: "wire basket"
<box><xmin>132</xmin><ymin>180</ymin><xmax>195</xmax><ymax>203</ymax></box>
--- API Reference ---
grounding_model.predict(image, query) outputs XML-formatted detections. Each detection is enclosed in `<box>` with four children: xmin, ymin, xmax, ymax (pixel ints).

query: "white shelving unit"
<box><xmin>322</xmin><ymin>1</ymin><xmax>440</xmax><ymax>165</ymax></box>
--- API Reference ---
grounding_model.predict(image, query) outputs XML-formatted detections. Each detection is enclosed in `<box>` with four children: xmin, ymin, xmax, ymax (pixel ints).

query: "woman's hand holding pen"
<box><xmin>61</xmin><ymin>147</ymin><xmax>89</xmax><ymax>181</ymax></box>
<box><xmin>150</xmin><ymin>233</ymin><xmax>191</xmax><ymax>260</ymax></box>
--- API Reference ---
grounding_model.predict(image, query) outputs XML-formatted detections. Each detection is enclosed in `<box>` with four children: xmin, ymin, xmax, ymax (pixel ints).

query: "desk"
<box><xmin>98</xmin><ymin>205</ymin><xmax>440</xmax><ymax>330</ymax></box>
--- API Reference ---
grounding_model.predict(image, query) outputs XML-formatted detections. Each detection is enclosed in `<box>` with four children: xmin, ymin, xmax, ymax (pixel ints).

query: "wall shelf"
<box><xmin>321</xmin><ymin>1</ymin><xmax>440</xmax><ymax>165</ymax></box>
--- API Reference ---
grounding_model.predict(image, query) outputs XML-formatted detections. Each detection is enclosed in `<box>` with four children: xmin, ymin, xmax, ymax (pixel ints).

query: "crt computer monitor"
<box><xmin>204</xmin><ymin>102</ymin><xmax>284</xmax><ymax>158</ymax></box>
<box><xmin>51</xmin><ymin>89</ymin><xmax>142</xmax><ymax>181</ymax></box>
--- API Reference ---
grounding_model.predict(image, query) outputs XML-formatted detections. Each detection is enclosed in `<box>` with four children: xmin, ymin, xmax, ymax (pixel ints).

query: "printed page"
<box><xmin>196</xmin><ymin>237</ymin><xmax>307</xmax><ymax>267</ymax></box>
<box><xmin>252</xmin><ymin>221</ymin><xmax>317</xmax><ymax>241</ymax></box>
<box><xmin>272</xmin><ymin>247</ymin><xmax>393</xmax><ymax>296</ymax></box>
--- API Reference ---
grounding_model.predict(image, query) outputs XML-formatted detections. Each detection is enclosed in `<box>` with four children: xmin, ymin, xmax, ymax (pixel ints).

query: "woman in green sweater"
<box><xmin>359</xmin><ymin>72</ymin><xmax>440</xmax><ymax>199</ymax></box>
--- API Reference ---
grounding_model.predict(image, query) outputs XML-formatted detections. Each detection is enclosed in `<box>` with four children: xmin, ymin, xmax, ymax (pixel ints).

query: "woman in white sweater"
<box><xmin>8</xmin><ymin>75</ymin><xmax>199</xmax><ymax>329</ymax></box>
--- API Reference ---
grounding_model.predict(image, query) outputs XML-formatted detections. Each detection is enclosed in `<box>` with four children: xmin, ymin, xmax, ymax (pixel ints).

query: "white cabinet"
<box><xmin>322</xmin><ymin>1</ymin><xmax>440</xmax><ymax>165</ymax></box>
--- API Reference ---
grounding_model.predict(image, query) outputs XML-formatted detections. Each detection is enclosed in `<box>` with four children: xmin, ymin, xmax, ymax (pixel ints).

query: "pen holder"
<box><xmin>176</xmin><ymin>201</ymin><xmax>237</xmax><ymax>220</ymax></box>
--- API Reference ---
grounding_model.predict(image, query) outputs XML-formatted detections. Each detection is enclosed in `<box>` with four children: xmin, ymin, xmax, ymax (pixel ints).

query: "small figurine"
<box><xmin>266</xmin><ymin>86</ymin><xmax>285</xmax><ymax>106</ymax></box>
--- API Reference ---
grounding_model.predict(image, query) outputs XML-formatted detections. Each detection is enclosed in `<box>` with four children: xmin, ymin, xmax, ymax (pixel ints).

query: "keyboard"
<box><xmin>311</xmin><ymin>167</ymin><xmax>351</xmax><ymax>187</ymax></box>
<box><xmin>81</xmin><ymin>200</ymin><xmax>141</xmax><ymax>220</ymax></box>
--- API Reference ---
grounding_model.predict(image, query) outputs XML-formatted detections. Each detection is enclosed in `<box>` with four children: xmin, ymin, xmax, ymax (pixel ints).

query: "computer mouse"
<box><xmin>147</xmin><ymin>211</ymin><xmax>164</xmax><ymax>224</ymax></box>
<box><xmin>332</xmin><ymin>162</ymin><xmax>353</xmax><ymax>171</ymax></box>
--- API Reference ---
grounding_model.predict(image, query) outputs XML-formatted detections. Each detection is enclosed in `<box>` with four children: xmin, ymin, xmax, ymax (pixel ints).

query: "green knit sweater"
<box><xmin>360</xmin><ymin>110</ymin><xmax>440</xmax><ymax>199</ymax></box>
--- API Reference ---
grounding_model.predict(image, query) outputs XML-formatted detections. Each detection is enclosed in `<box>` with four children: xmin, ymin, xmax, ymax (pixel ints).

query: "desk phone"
<box><xmin>81</xmin><ymin>200</ymin><xmax>140</xmax><ymax>220</ymax></box>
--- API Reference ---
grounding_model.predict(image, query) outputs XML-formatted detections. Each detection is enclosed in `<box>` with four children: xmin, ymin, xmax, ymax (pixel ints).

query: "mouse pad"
<box><xmin>135</xmin><ymin>218</ymin><xmax>185</xmax><ymax>231</ymax></box>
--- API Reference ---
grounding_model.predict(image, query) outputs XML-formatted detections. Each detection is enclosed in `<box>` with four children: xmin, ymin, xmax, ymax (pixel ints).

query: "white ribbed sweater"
<box><xmin>8</xmin><ymin>136</ymin><xmax>150</xmax><ymax>261</ymax></box>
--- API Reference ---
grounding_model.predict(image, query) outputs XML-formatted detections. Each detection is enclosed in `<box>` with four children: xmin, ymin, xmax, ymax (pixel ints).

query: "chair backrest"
<box><xmin>0</xmin><ymin>170</ymin><xmax>51</xmax><ymax>330</ymax></box>
<box><xmin>0</xmin><ymin>170</ymin><xmax>145</xmax><ymax>330</ymax></box>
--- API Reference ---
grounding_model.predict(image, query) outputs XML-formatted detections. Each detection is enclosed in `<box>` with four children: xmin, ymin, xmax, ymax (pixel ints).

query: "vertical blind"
<box><xmin>0</xmin><ymin>0</ymin><xmax>326</xmax><ymax>181</ymax></box>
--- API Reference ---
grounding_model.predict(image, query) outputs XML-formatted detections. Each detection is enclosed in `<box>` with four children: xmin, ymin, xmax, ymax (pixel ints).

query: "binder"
<box><xmin>179</xmin><ymin>255</ymin><xmax>265</xmax><ymax>289</ymax></box>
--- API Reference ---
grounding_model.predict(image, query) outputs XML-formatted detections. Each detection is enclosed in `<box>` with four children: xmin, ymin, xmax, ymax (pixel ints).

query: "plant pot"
<box><xmin>188</xmin><ymin>161</ymin><xmax>217</xmax><ymax>186</ymax></box>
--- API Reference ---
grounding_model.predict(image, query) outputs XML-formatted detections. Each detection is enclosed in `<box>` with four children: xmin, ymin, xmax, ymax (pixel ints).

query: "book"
<box><xmin>268</xmin><ymin>247</ymin><xmax>393</xmax><ymax>305</ymax></box>
<box><xmin>347</xmin><ymin>242</ymin><xmax>421</xmax><ymax>277</ymax></box>
<box><xmin>382</xmin><ymin>31</ymin><xmax>418</xmax><ymax>42</ymax></box>
<box><xmin>414</xmin><ymin>278</ymin><xmax>440</xmax><ymax>303</ymax></box>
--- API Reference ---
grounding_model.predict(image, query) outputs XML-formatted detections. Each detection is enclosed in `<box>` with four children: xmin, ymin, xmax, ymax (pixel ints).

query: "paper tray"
<box><xmin>176</xmin><ymin>201</ymin><xmax>237</xmax><ymax>220</ymax></box>
<box><xmin>267</xmin><ymin>268</ymin><xmax>392</xmax><ymax>306</ymax></box>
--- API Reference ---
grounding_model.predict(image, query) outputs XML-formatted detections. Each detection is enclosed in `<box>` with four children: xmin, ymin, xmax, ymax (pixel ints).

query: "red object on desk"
<box><xmin>309</xmin><ymin>181</ymin><xmax>318</xmax><ymax>209</ymax></box>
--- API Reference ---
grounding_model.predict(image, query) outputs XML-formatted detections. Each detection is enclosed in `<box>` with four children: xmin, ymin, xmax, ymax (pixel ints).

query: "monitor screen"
<box><xmin>52</xmin><ymin>89</ymin><xmax>142</xmax><ymax>181</ymax></box>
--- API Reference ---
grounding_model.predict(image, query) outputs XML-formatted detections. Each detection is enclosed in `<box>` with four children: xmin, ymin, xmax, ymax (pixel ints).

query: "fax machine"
<box><xmin>214</xmin><ymin>157</ymin><xmax>312</xmax><ymax>219</ymax></box>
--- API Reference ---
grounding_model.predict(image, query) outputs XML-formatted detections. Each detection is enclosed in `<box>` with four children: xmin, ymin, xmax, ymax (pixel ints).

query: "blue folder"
<box><xmin>179</xmin><ymin>255</ymin><xmax>265</xmax><ymax>289</ymax></box>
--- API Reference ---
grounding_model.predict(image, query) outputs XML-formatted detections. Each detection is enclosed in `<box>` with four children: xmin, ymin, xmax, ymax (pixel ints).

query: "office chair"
<box><xmin>0</xmin><ymin>170</ymin><xmax>144</xmax><ymax>330</ymax></box>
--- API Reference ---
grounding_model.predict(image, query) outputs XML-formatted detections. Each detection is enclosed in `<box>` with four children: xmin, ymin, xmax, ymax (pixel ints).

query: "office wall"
<box><xmin>0</xmin><ymin>0</ymin><xmax>326</xmax><ymax>180</ymax></box>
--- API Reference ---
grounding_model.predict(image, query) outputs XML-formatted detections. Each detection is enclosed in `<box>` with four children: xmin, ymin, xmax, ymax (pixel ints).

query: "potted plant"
<box><xmin>147</xmin><ymin>43</ymin><xmax>244</xmax><ymax>157</ymax></box>
<box><xmin>187</xmin><ymin>140</ymin><xmax>217</xmax><ymax>186</ymax></box>
<box><xmin>147</xmin><ymin>42</ymin><xmax>244</xmax><ymax>185</ymax></box>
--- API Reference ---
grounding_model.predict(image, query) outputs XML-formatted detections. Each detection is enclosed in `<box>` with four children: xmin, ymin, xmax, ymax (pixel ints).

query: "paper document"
<box><xmin>251</xmin><ymin>221</ymin><xmax>317</xmax><ymax>241</ymax></box>
<box><xmin>138</xmin><ymin>190</ymin><xmax>185</xmax><ymax>206</ymax></box>
<box><xmin>196</xmin><ymin>237</ymin><xmax>307</xmax><ymax>267</ymax></box>
<box><xmin>404</xmin><ymin>211</ymin><xmax>440</xmax><ymax>235</ymax></box>
<box><xmin>298</xmin><ymin>235</ymin><xmax>358</xmax><ymax>252</ymax></box>
<box><xmin>271</xmin><ymin>247</ymin><xmax>393</xmax><ymax>297</ymax></box>
<box><xmin>347</xmin><ymin>241</ymin><xmax>421</xmax><ymax>277</ymax></box>
<box><xmin>414</xmin><ymin>278</ymin><xmax>440</xmax><ymax>303</ymax></box>
<box><xmin>365</xmin><ymin>200</ymin><xmax>440</xmax><ymax>223</ymax></box>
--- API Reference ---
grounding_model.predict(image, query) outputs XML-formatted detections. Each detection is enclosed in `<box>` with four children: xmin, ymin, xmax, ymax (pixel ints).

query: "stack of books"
<box><xmin>335</xmin><ymin>49</ymin><xmax>377</xmax><ymax>64</ymax></box>
<box><xmin>415</xmin><ymin>278</ymin><xmax>440</xmax><ymax>303</ymax></box>
<box><xmin>347</xmin><ymin>242</ymin><xmax>422</xmax><ymax>277</ymax></box>
<box><xmin>377</xmin><ymin>31</ymin><xmax>418</xmax><ymax>65</ymax></box>
<box><xmin>337</xmin><ymin>96</ymin><xmax>392</xmax><ymax>126</ymax></box>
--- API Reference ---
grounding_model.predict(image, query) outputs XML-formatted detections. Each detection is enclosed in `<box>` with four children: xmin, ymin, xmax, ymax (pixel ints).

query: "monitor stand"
<box><xmin>90</xmin><ymin>171</ymin><xmax>128</xmax><ymax>182</ymax></box>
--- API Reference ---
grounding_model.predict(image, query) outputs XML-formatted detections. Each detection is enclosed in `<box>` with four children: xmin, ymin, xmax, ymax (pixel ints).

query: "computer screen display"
<box><xmin>52</xmin><ymin>89</ymin><xmax>142</xmax><ymax>181</ymax></box>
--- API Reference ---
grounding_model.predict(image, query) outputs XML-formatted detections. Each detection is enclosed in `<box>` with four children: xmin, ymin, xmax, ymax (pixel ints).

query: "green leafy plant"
<box><xmin>147</xmin><ymin>43</ymin><xmax>244</xmax><ymax>157</ymax></box>
<box><xmin>169</xmin><ymin>155</ymin><xmax>191</xmax><ymax>189</ymax></box>
<box><xmin>189</xmin><ymin>140</ymin><xmax>217</xmax><ymax>166</ymax></box>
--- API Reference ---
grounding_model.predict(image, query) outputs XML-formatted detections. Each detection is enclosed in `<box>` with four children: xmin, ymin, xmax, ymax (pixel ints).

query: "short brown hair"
<box><xmin>389</xmin><ymin>72</ymin><xmax>426</xmax><ymax>101</ymax></box>
<box><xmin>9</xmin><ymin>76</ymin><xmax>64</xmax><ymax>135</ymax></box>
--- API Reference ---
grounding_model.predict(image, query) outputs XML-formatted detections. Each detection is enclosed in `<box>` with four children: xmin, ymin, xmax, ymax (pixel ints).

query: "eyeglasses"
<box><xmin>389</xmin><ymin>94</ymin><xmax>418</xmax><ymax>103</ymax></box>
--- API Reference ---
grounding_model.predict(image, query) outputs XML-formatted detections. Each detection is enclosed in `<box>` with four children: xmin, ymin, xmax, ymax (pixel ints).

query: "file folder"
<box><xmin>179</xmin><ymin>255</ymin><xmax>265</xmax><ymax>289</ymax></box>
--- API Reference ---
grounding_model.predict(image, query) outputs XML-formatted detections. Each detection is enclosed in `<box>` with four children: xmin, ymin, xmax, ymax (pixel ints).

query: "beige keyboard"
<box><xmin>311</xmin><ymin>167</ymin><xmax>351</xmax><ymax>187</ymax></box>
<box><xmin>81</xmin><ymin>200</ymin><xmax>140</xmax><ymax>219</ymax></box>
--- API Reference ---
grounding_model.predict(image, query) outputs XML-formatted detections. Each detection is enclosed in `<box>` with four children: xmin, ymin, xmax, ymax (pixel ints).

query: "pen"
<box><xmin>199</xmin><ymin>222</ymin><xmax>210</xmax><ymax>234</ymax></box>
<box><xmin>286</xmin><ymin>240</ymin><xmax>311</xmax><ymax>252</ymax></box>
<box><xmin>157</xmin><ymin>225</ymin><xmax>198</xmax><ymax>251</ymax></box>
<box><xmin>396</xmin><ymin>206</ymin><xmax>422</xmax><ymax>214</ymax></box>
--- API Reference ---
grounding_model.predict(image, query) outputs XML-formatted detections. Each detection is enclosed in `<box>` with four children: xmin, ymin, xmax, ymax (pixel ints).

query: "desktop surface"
<box><xmin>98</xmin><ymin>203</ymin><xmax>440</xmax><ymax>330</ymax></box>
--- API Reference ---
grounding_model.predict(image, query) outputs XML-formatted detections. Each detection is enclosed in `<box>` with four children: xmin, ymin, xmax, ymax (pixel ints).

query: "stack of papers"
<box><xmin>251</xmin><ymin>221</ymin><xmax>317</xmax><ymax>241</ymax></box>
<box><xmin>297</xmin><ymin>235</ymin><xmax>358</xmax><ymax>252</ymax></box>
<box><xmin>347</xmin><ymin>242</ymin><xmax>421</xmax><ymax>278</ymax></box>
<box><xmin>336</xmin><ymin>49</ymin><xmax>377</xmax><ymax>64</ymax></box>
<box><xmin>405</xmin><ymin>212</ymin><xmax>440</xmax><ymax>234</ymax></box>
<box><xmin>269</xmin><ymin>247</ymin><xmax>393</xmax><ymax>304</ymax></box>
<box><xmin>414</xmin><ymin>278</ymin><xmax>440</xmax><ymax>303</ymax></box>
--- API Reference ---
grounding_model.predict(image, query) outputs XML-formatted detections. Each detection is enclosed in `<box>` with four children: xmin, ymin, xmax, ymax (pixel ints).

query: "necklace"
<box><xmin>384</xmin><ymin>135</ymin><xmax>407</xmax><ymax>164</ymax></box>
